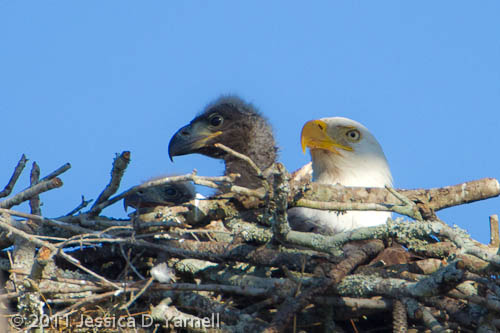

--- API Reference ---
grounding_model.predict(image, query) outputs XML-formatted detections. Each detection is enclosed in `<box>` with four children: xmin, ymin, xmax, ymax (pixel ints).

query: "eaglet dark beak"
<box><xmin>168</xmin><ymin>123</ymin><xmax>222</xmax><ymax>161</ymax></box>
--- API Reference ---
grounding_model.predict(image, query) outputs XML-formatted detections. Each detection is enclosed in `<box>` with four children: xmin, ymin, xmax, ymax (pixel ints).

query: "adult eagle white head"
<box><xmin>288</xmin><ymin>117</ymin><xmax>393</xmax><ymax>234</ymax></box>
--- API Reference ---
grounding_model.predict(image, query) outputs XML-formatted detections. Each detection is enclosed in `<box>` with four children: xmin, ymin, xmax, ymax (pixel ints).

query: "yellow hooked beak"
<box><xmin>301</xmin><ymin>120</ymin><xmax>353</xmax><ymax>154</ymax></box>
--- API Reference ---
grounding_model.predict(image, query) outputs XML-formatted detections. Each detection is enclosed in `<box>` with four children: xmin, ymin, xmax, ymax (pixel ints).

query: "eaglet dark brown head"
<box><xmin>124</xmin><ymin>180</ymin><xmax>195</xmax><ymax>212</ymax></box>
<box><xmin>168</xmin><ymin>96</ymin><xmax>277</xmax><ymax>189</ymax></box>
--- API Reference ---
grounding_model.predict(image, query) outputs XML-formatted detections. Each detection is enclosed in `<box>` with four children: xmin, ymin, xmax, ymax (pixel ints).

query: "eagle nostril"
<box><xmin>180</xmin><ymin>127</ymin><xmax>191</xmax><ymax>136</ymax></box>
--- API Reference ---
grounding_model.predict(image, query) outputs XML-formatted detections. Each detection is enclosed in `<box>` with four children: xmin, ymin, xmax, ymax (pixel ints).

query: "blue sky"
<box><xmin>1</xmin><ymin>1</ymin><xmax>499</xmax><ymax>243</ymax></box>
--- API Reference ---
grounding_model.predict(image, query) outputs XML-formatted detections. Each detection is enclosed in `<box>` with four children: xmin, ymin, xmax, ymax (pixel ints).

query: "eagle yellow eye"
<box><xmin>346</xmin><ymin>129</ymin><xmax>361</xmax><ymax>142</ymax></box>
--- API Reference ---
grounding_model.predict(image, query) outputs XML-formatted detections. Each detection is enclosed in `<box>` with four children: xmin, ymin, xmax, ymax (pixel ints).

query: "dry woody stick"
<box><xmin>1</xmin><ymin>151</ymin><xmax>500</xmax><ymax>332</ymax></box>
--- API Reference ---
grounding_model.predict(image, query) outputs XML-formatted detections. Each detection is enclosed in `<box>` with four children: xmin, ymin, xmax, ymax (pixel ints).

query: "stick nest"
<box><xmin>1</xmin><ymin>151</ymin><xmax>500</xmax><ymax>333</ymax></box>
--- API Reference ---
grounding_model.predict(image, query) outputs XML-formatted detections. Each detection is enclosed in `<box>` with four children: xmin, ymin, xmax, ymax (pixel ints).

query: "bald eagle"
<box><xmin>289</xmin><ymin>117</ymin><xmax>393</xmax><ymax>234</ymax></box>
<box><xmin>168</xmin><ymin>96</ymin><xmax>277</xmax><ymax>189</ymax></box>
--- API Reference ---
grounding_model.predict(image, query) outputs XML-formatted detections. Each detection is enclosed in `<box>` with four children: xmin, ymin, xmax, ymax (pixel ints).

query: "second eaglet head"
<box><xmin>300</xmin><ymin>117</ymin><xmax>392</xmax><ymax>187</ymax></box>
<box><xmin>124</xmin><ymin>181</ymin><xmax>195</xmax><ymax>211</ymax></box>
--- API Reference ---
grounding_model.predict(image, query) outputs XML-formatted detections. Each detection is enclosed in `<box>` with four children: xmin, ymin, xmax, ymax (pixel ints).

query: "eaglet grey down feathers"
<box><xmin>168</xmin><ymin>96</ymin><xmax>277</xmax><ymax>190</ymax></box>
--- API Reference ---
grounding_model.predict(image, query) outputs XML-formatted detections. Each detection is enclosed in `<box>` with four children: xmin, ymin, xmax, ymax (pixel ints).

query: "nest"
<box><xmin>1</xmin><ymin>151</ymin><xmax>500</xmax><ymax>333</ymax></box>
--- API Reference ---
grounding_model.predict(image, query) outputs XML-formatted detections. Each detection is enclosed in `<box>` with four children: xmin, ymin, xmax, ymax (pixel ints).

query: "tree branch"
<box><xmin>0</xmin><ymin>178</ymin><xmax>62</xmax><ymax>209</ymax></box>
<box><xmin>0</xmin><ymin>154</ymin><xmax>28</xmax><ymax>198</ymax></box>
<box><xmin>291</xmin><ymin>178</ymin><xmax>500</xmax><ymax>218</ymax></box>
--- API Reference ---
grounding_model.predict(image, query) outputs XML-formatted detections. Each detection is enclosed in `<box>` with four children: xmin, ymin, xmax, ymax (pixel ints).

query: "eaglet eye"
<box><xmin>208</xmin><ymin>114</ymin><xmax>224</xmax><ymax>128</ymax></box>
<box><xmin>346</xmin><ymin>129</ymin><xmax>361</xmax><ymax>142</ymax></box>
<box><xmin>165</xmin><ymin>187</ymin><xmax>178</xmax><ymax>197</ymax></box>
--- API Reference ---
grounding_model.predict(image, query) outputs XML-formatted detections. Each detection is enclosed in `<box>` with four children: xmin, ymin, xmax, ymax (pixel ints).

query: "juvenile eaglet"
<box><xmin>124</xmin><ymin>179</ymin><xmax>195</xmax><ymax>212</ymax></box>
<box><xmin>288</xmin><ymin>117</ymin><xmax>393</xmax><ymax>234</ymax></box>
<box><xmin>168</xmin><ymin>96</ymin><xmax>278</xmax><ymax>189</ymax></box>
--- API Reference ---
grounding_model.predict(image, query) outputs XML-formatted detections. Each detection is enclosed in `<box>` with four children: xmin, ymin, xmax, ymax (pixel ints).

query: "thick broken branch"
<box><xmin>291</xmin><ymin>178</ymin><xmax>500</xmax><ymax>218</ymax></box>
<box><xmin>0</xmin><ymin>178</ymin><xmax>63</xmax><ymax>209</ymax></box>
<box><xmin>135</xmin><ymin>177</ymin><xmax>500</xmax><ymax>233</ymax></box>
<box><xmin>334</xmin><ymin>261</ymin><xmax>464</xmax><ymax>299</ymax></box>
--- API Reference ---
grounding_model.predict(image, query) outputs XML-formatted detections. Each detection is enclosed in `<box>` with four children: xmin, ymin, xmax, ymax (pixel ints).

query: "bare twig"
<box><xmin>490</xmin><ymin>214</ymin><xmax>499</xmax><ymax>248</ymax></box>
<box><xmin>447</xmin><ymin>290</ymin><xmax>500</xmax><ymax>313</ymax></box>
<box><xmin>120</xmin><ymin>277</ymin><xmax>154</xmax><ymax>310</ymax></box>
<box><xmin>38</xmin><ymin>162</ymin><xmax>71</xmax><ymax>183</ymax></box>
<box><xmin>435</xmin><ymin>223</ymin><xmax>500</xmax><ymax>267</ymax></box>
<box><xmin>150</xmin><ymin>296</ymin><xmax>218</xmax><ymax>331</ymax></box>
<box><xmin>0</xmin><ymin>178</ymin><xmax>63</xmax><ymax>209</ymax></box>
<box><xmin>215</xmin><ymin>143</ymin><xmax>271</xmax><ymax>197</ymax></box>
<box><xmin>50</xmin><ymin>290</ymin><xmax>120</xmax><ymax>320</ymax></box>
<box><xmin>0</xmin><ymin>208</ymin><xmax>102</xmax><ymax>236</ymax></box>
<box><xmin>29</xmin><ymin>162</ymin><xmax>41</xmax><ymax>216</ymax></box>
<box><xmin>150</xmin><ymin>281</ymin><xmax>271</xmax><ymax>297</ymax></box>
<box><xmin>403</xmin><ymin>298</ymin><xmax>445</xmax><ymax>332</ymax></box>
<box><xmin>214</xmin><ymin>143</ymin><xmax>264</xmax><ymax>180</ymax></box>
<box><xmin>65</xmin><ymin>195</ymin><xmax>93</xmax><ymax>216</ymax></box>
<box><xmin>386</xmin><ymin>185</ymin><xmax>423</xmax><ymax>220</ymax></box>
<box><xmin>0</xmin><ymin>214</ymin><xmax>120</xmax><ymax>289</ymax></box>
<box><xmin>315</xmin><ymin>296</ymin><xmax>393</xmax><ymax>317</ymax></box>
<box><xmin>90</xmin><ymin>151</ymin><xmax>131</xmax><ymax>215</ymax></box>
<box><xmin>118</xmin><ymin>244</ymin><xmax>145</xmax><ymax>280</ymax></box>
<box><xmin>0</xmin><ymin>154</ymin><xmax>28</xmax><ymax>198</ymax></box>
